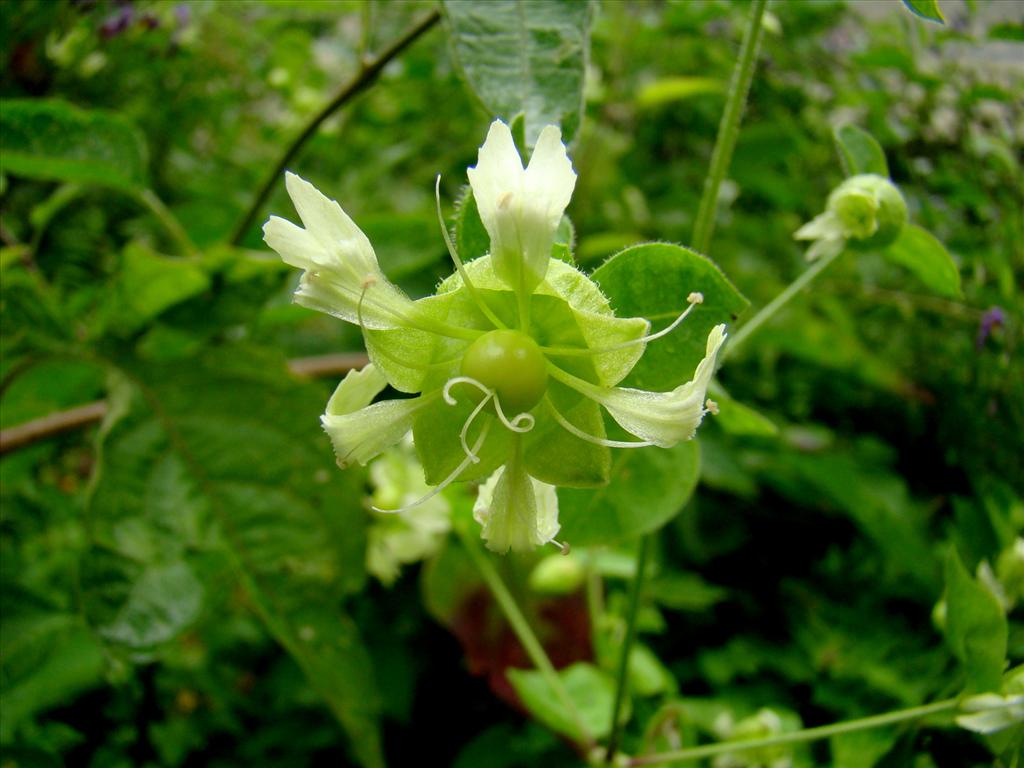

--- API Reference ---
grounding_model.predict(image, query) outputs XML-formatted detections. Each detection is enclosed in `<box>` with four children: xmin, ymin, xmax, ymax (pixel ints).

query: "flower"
<box><xmin>795</xmin><ymin>173</ymin><xmax>907</xmax><ymax>260</ymax></box>
<box><xmin>264</xmin><ymin>119</ymin><xmax>727</xmax><ymax>554</ymax></box>
<box><xmin>365</xmin><ymin>437</ymin><xmax>451</xmax><ymax>585</ymax></box>
<box><xmin>467</xmin><ymin>121</ymin><xmax>576</xmax><ymax>296</ymax></box>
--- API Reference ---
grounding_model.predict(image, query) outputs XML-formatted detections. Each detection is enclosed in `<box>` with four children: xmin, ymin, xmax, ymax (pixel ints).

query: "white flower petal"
<box><xmin>262</xmin><ymin>215</ymin><xmax>325</xmax><ymax>270</ymax></box>
<box><xmin>284</xmin><ymin>171</ymin><xmax>376</xmax><ymax>273</ymax></box>
<box><xmin>264</xmin><ymin>173</ymin><xmax>414</xmax><ymax>329</ymax></box>
<box><xmin>322</xmin><ymin>367</ymin><xmax>431</xmax><ymax>467</ymax></box>
<box><xmin>467</xmin><ymin>120</ymin><xmax>524</xmax><ymax>238</ymax></box>
<box><xmin>794</xmin><ymin>210</ymin><xmax>840</xmax><ymax>241</ymax></box>
<box><xmin>523</xmin><ymin>124</ymin><xmax>576</xmax><ymax>238</ymax></box>
<box><xmin>597</xmin><ymin>325</ymin><xmax>727</xmax><ymax>447</ymax></box>
<box><xmin>473</xmin><ymin>463</ymin><xmax>560</xmax><ymax>554</ymax></box>
<box><xmin>956</xmin><ymin>693</ymin><xmax>1024</xmax><ymax>734</ymax></box>
<box><xmin>325</xmin><ymin>363</ymin><xmax>388</xmax><ymax>416</ymax></box>
<box><xmin>466</xmin><ymin>119</ymin><xmax>576</xmax><ymax>297</ymax></box>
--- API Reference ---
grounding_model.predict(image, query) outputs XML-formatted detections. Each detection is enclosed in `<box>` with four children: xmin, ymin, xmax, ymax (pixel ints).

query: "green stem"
<box><xmin>136</xmin><ymin>188</ymin><xmax>199</xmax><ymax>257</ymax></box>
<box><xmin>723</xmin><ymin>246</ymin><xmax>842</xmax><ymax>360</ymax></box>
<box><xmin>458</xmin><ymin>530</ymin><xmax>595</xmax><ymax>748</ymax></box>
<box><xmin>690</xmin><ymin>0</ymin><xmax>768</xmax><ymax>255</ymax></box>
<box><xmin>629</xmin><ymin>697</ymin><xmax>960</xmax><ymax>766</ymax></box>
<box><xmin>605</xmin><ymin>535</ymin><xmax>651</xmax><ymax>764</ymax></box>
<box><xmin>228</xmin><ymin>9</ymin><xmax>441</xmax><ymax>245</ymax></box>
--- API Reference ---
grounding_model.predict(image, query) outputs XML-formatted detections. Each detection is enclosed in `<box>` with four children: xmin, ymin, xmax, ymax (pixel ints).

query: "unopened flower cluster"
<box><xmin>264</xmin><ymin>120</ymin><xmax>725</xmax><ymax>554</ymax></box>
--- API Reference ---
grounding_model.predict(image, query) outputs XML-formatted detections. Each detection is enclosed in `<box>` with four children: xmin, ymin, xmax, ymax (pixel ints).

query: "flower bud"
<box><xmin>827</xmin><ymin>174</ymin><xmax>907</xmax><ymax>250</ymax></box>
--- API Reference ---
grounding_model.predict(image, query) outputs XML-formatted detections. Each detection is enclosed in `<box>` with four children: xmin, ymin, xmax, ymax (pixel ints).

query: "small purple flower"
<box><xmin>174</xmin><ymin>3</ymin><xmax>190</xmax><ymax>27</ymax></box>
<box><xmin>976</xmin><ymin>306</ymin><xmax>1006</xmax><ymax>350</ymax></box>
<box><xmin>100</xmin><ymin>5</ymin><xmax>134</xmax><ymax>39</ymax></box>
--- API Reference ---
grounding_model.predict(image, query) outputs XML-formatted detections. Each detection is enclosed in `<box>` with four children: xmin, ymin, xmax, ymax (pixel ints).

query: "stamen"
<box><xmin>544</xmin><ymin>394</ymin><xmax>655</xmax><ymax>449</ymax></box>
<box><xmin>372</xmin><ymin>420</ymin><xmax>493</xmax><ymax>514</ymax></box>
<box><xmin>551</xmin><ymin>538</ymin><xmax>571</xmax><ymax>556</ymax></box>
<box><xmin>541</xmin><ymin>291</ymin><xmax>705</xmax><ymax>357</ymax></box>
<box><xmin>705</xmin><ymin>398</ymin><xmax>719</xmax><ymax>415</ymax></box>
<box><xmin>435</xmin><ymin>175</ymin><xmax>506</xmax><ymax>330</ymax></box>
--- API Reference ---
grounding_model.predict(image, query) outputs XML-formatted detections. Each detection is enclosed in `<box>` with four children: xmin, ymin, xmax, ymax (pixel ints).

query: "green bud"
<box><xmin>529</xmin><ymin>552</ymin><xmax>585</xmax><ymax>594</ymax></box>
<box><xmin>827</xmin><ymin>174</ymin><xmax>907</xmax><ymax>249</ymax></box>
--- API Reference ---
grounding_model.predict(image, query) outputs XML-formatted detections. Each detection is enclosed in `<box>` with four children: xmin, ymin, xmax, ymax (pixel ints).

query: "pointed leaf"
<box><xmin>558</xmin><ymin>440</ymin><xmax>700</xmax><ymax>546</ymax></box>
<box><xmin>442</xmin><ymin>0</ymin><xmax>591</xmax><ymax>145</ymax></box>
<box><xmin>834</xmin><ymin>124</ymin><xmax>889</xmax><ymax>178</ymax></box>
<box><xmin>591</xmin><ymin>243</ymin><xmax>748</xmax><ymax>391</ymax></box>
<box><xmin>0</xmin><ymin>99</ymin><xmax>147</xmax><ymax>191</ymax></box>
<box><xmin>944</xmin><ymin>548</ymin><xmax>1008</xmax><ymax>694</ymax></box>
<box><xmin>883</xmin><ymin>224</ymin><xmax>962</xmax><ymax>299</ymax></box>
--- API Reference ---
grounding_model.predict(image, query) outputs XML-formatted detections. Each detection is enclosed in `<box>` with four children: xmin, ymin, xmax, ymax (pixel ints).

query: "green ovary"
<box><xmin>460</xmin><ymin>329</ymin><xmax>549</xmax><ymax>414</ymax></box>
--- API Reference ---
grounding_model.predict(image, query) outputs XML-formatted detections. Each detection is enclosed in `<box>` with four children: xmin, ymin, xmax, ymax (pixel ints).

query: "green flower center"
<box><xmin>460</xmin><ymin>329</ymin><xmax>549</xmax><ymax>414</ymax></box>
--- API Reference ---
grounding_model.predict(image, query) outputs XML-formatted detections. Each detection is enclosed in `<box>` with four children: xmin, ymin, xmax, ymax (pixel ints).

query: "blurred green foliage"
<box><xmin>1</xmin><ymin>1</ymin><xmax>1021</xmax><ymax>766</ymax></box>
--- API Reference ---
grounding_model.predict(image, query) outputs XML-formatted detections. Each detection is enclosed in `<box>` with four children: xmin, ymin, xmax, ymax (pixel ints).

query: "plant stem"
<box><xmin>458</xmin><ymin>531</ymin><xmax>595</xmax><ymax>748</ymax></box>
<box><xmin>228</xmin><ymin>9</ymin><xmax>441</xmax><ymax>245</ymax></box>
<box><xmin>605</xmin><ymin>534</ymin><xmax>651</xmax><ymax>764</ymax></box>
<box><xmin>690</xmin><ymin>0</ymin><xmax>768</xmax><ymax>255</ymax></box>
<box><xmin>0</xmin><ymin>353</ymin><xmax>370</xmax><ymax>455</ymax></box>
<box><xmin>629</xmin><ymin>697</ymin><xmax>960</xmax><ymax>766</ymax></box>
<box><xmin>137</xmin><ymin>188</ymin><xmax>199</xmax><ymax>256</ymax></box>
<box><xmin>723</xmin><ymin>246</ymin><xmax>841</xmax><ymax>359</ymax></box>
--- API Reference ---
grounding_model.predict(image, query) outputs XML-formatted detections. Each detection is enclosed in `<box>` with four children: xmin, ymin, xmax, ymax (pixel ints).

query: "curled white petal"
<box><xmin>554</xmin><ymin>325</ymin><xmax>728</xmax><ymax>448</ymax></box>
<box><xmin>321</xmin><ymin>365</ymin><xmax>434</xmax><ymax>467</ymax></box>
<box><xmin>601</xmin><ymin>325</ymin><xmax>727</xmax><ymax>446</ymax></box>
<box><xmin>263</xmin><ymin>172</ymin><xmax>414</xmax><ymax>329</ymax></box>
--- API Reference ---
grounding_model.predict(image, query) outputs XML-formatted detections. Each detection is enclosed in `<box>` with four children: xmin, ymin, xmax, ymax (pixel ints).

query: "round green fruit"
<box><xmin>460</xmin><ymin>329</ymin><xmax>548</xmax><ymax>414</ymax></box>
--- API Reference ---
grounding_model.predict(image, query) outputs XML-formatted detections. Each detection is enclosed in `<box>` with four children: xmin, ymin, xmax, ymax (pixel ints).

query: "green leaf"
<box><xmin>85</xmin><ymin>349</ymin><xmax>384</xmax><ymax>767</ymax></box>
<box><xmin>591</xmin><ymin>243</ymin><xmax>749</xmax><ymax>391</ymax></box>
<box><xmin>901</xmin><ymin>0</ymin><xmax>945</xmax><ymax>24</ymax></box>
<box><xmin>453</xmin><ymin>186</ymin><xmax>492</xmax><ymax>262</ymax></box>
<box><xmin>883</xmin><ymin>224</ymin><xmax>962</xmax><ymax>299</ymax></box>
<box><xmin>441</xmin><ymin>0</ymin><xmax>592</xmax><ymax>145</ymax></box>
<box><xmin>108</xmin><ymin>243</ymin><xmax>211</xmax><ymax>333</ymax></box>
<box><xmin>0</xmin><ymin>99</ymin><xmax>148</xmax><ymax>191</ymax></box>
<box><xmin>944</xmin><ymin>548</ymin><xmax>1008</xmax><ymax>694</ymax></box>
<box><xmin>80</xmin><ymin>553</ymin><xmax>204</xmax><ymax>648</ymax></box>
<box><xmin>507</xmin><ymin>662</ymin><xmax>618</xmax><ymax>741</ymax></box>
<box><xmin>558</xmin><ymin>440</ymin><xmax>700</xmax><ymax>546</ymax></box>
<box><xmin>833</xmin><ymin>124</ymin><xmax>889</xmax><ymax>178</ymax></box>
<box><xmin>636</xmin><ymin>77</ymin><xmax>722</xmax><ymax>110</ymax></box>
<box><xmin>708</xmin><ymin>384</ymin><xmax>778</xmax><ymax>437</ymax></box>
<box><xmin>0</xmin><ymin>602</ymin><xmax>105</xmax><ymax>742</ymax></box>
<box><xmin>648</xmin><ymin>570</ymin><xmax>729</xmax><ymax>613</ymax></box>
<box><xmin>831</xmin><ymin>728</ymin><xmax>898</xmax><ymax>768</ymax></box>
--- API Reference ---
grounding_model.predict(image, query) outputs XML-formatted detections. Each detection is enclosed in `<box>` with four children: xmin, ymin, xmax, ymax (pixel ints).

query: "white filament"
<box><xmin>434</xmin><ymin>175</ymin><xmax>506</xmax><ymax>330</ymax></box>
<box><xmin>543</xmin><ymin>292</ymin><xmax>705</xmax><ymax>357</ymax></box>
<box><xmin>544</xmin><ymin>395</ymin><xmax>654</xmax><ymax>449</ymax></box>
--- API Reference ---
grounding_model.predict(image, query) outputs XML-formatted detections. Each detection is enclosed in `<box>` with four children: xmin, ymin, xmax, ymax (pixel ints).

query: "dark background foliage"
<box><xmin>1</xmin><ymin>1</ymin><xmax>1020</xmax><ymax>766</ymax></box>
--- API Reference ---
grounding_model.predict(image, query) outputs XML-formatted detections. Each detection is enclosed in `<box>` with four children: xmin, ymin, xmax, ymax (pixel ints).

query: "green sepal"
<box><xmin>364</xmin><ymin>292</ymin><xmax>467</xmax><ymax>393</ymax></box>
<box><xmin>412</xmin><ymin>398</ymin><xmax>513</xmax><ymax>486</ymax></box>
<box><xmin>525</xmin><ymin>383</ymin><xmax>611</xmax><ymax>488</ymax></box>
